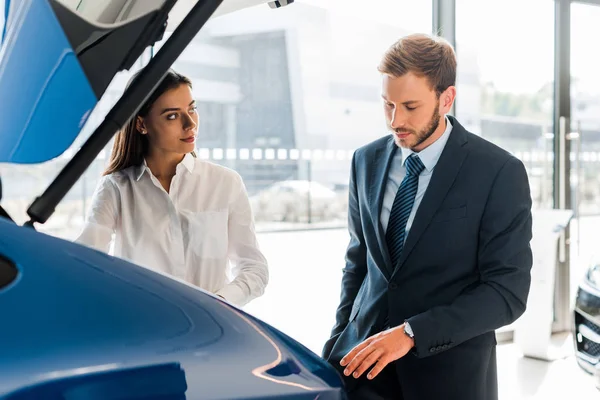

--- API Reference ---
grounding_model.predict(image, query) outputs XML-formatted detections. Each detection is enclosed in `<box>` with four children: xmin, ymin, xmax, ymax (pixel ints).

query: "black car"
<box><xmin>574</xmin><ymin>261</ymin><xmax>600</xmax><ymax>388</ymax></box>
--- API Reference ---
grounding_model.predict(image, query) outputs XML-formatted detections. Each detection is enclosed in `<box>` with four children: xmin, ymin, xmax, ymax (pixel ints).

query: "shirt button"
<box><xmin>389</xmin><ymin>282</ymin><xmax>398</xmax><ymax>290</ymax></box>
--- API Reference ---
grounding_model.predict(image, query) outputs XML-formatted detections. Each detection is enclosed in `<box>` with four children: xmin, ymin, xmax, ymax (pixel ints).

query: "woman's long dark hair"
<box><xmin>103</xmin><ymin>69</ymin><xmax>193</xmax><ymax>176</ymax></box>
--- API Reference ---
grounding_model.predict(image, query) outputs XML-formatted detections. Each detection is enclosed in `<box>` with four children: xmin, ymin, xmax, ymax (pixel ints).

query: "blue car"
<box><xmin>0</xmin><ymin>0</ymin><xmax>345</xmax><ymax>398</ymax></box>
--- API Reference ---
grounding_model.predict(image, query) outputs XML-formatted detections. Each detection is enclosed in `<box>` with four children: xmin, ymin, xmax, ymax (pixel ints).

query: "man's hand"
<box><xmin>340</xmin><ymin>324</ymin><xmax>415</xmax><ymax>380</ymax></box>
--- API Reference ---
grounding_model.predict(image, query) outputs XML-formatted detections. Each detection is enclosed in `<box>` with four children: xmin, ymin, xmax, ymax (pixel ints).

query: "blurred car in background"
<box><xmin>573</xmin><ymin>258</ymin><xmax>600</xmax><ymax>390</ymax></box>
<box><xmin>251</xmin><ymin>180</ymin><xmax>345</xmax><ymax>223</ymax></box>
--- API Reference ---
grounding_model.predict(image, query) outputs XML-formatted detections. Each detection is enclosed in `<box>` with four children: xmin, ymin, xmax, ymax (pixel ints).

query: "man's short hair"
<box><xmin>378</xmin><ymin>33</ymin><xmax>457</xmax><ymax>96</ymax></box>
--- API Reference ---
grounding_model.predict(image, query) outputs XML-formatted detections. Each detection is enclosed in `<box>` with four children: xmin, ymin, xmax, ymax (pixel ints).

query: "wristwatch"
<box><xmin>403</xmin><ymin>321</ymin><xmax>414</xmax><ymax>339</ymax></box>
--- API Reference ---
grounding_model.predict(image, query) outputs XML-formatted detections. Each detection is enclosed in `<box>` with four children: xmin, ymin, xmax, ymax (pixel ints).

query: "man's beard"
<box><xmin>391</xmin><ymin>100</ymin><xmax>441</xmax><ymax>150</ymax></box>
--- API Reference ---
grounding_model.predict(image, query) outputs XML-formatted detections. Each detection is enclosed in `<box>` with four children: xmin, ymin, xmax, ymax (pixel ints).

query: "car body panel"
<box><xmin>0</xmin><ymin>0</ymin><xmax>97</xmax><ymax>164</ymax></box>
<box><xmin>0</xmin><ymin>218</ymin><xmax>344</xmax><ymax>398</ymax></box>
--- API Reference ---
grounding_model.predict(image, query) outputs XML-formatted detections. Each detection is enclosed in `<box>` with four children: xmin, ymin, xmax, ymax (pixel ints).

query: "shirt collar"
<box><xmin>135</xmin><ymin>152</ymin><xmax>195</xmax><ymax>181</ymax></box>
<box><xmin>400</xmin><ymin>115</ymin><xmax>453</xmax><ymax>173</ymax></box>
<box><xmin>180</xmin><ymin>152</ymin><xmax>196</xmax><ymax>174</ymax></box>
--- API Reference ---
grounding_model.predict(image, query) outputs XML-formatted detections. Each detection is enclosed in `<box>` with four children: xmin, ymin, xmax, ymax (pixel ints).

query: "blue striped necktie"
<box><xmin>385</xmin><ymin>153</ymin><xmax>425</xmax><ymax>268</ymax></box>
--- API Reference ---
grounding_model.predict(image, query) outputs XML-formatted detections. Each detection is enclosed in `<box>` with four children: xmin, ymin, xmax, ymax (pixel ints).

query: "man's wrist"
<box><xmin>403</xmin><ymin>321</ymin><xmax>415</xmax><ymax>348</ymax></box>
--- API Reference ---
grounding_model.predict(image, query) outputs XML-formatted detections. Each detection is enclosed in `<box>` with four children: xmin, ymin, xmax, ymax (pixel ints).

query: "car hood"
<box><xmin>0</xmin><ymin>217</ymin><xmax>344</xmax><ymax>397</ymax></box>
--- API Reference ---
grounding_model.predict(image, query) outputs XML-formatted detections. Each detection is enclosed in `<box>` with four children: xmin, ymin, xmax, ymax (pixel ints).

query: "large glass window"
<box><xmin>570</xmin><ymin>1</ymin><xmax>600</xmax><ymax>270</ymax></box>
<box><xmin>169</xmin><ymin>0</ymin><xmax>433</xmax><ymax>237</ymax></box>
<box><xmin>455</xmin><ymin>0</ymin><xmax>555</xmax><ymax>211</ymax></box>
<box><xmin>454</xmin><ymin>0</ymin><xmax>556</xmax><ymax>335</ymax></box>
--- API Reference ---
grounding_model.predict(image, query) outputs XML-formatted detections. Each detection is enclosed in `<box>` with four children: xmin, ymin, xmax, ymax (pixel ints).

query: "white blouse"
<box><xmin>76</xmin><ymin>153</ymin><xmax>268</xmax><ymax>307</ymax></box>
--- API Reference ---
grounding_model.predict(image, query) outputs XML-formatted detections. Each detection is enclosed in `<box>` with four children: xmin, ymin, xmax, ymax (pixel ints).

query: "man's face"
<box><xmin>382</xmin><ymin>72</ymin><xmax>455</xmax><ymax>151</ymax></box>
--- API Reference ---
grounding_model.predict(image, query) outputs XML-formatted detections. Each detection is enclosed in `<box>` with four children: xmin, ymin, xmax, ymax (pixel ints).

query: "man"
<box><xmin>322</xmin><ymin>34</ymin><xmax>533</xmax><ymax>400</ymax></box>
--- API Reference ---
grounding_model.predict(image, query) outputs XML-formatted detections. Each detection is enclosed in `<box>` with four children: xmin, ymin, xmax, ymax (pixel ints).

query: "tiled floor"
<box><xmin>245</xmin><ymin>227</ymin><xmax>599</xmax><ymax>398</ymax></box>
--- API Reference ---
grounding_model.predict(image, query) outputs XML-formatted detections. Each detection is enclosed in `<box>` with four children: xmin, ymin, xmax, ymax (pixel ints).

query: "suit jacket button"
<box><xmin>429</xmin><ymin>348</ymin><xmax>435</xmax><ymax>353</ymax></box>
<box><xmin>442</xmin><ymin>344</ymin><xmax>449</xmax><ymax>349</ymax></box>
<box><xmin>389</xmin><ymin>282</ymin><xmax>398</xmax><ymax>290</ymax></box>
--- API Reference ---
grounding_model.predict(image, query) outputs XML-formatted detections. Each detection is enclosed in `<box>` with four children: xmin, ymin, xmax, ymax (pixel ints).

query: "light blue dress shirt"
<box><xmin>380</xmin><ymin>117</ymin><xmax>454</xmax><ymax>236</ymax></box>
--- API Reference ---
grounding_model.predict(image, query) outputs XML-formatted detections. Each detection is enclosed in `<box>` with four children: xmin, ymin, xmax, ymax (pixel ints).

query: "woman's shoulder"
<box><xmin>102</xmin><ymin>165</ymin><xmax>140</xmax><ymax>183</ymax></box>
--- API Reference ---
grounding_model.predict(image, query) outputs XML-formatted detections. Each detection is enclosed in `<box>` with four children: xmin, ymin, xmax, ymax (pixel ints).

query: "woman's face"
<box><xmin>137</xmin><ymin>84</ymin><xmax>198</xmax><ymax>155</ymax></box>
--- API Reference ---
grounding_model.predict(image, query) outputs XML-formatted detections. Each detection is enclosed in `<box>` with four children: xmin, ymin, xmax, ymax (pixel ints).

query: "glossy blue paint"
<box><xmin>0</xmin><ymin>0</ymin><xmax>97</xmax><ymax>164</ymax></box>
<box><xmin>5</xmin><ymin>363</ymin><xmax>188</xmax><ymax>400</ymax></box>
<box><xmin>0</xmin><ymin>218</ymin><xmax>345</xmax><ymax>399</ymax></box>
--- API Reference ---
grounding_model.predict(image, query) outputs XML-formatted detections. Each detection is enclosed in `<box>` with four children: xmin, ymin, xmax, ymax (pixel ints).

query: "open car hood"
<box><xmin>0</xmin><ymin>0</ymin><xmax>276</xmax><ymax>164</ymax></box>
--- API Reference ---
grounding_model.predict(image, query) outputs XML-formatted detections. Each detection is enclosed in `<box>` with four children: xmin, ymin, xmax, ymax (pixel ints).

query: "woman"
<box><xmin>76</xmin><ymin>70</ymin><xmax>268</xmax><ymax>307</ymax></box>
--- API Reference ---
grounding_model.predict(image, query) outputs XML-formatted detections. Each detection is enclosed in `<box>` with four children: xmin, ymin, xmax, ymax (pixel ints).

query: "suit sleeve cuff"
<box><xmin>406</xmin><ymin>314</ymin><xmax>455</xmax><ymax>358</ymax></box>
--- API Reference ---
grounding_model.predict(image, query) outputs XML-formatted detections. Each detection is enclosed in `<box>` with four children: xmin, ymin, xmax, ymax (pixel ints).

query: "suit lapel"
<box><xmin>368</xmin><ymin>137</ymin><xmax>397</xmax><ymax>278</ymax></box>
<box><xmin>391</xmin><ymin>118</ymin><xmax>469</xmax><ymax>277</ymax></box>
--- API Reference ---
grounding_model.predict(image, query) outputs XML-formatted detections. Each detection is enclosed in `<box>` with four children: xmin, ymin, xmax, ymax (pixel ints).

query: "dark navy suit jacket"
<box><xmin>323</xmin><ymin>116</ymin><xmax>533</xmax><ymax>400</ymax></box>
